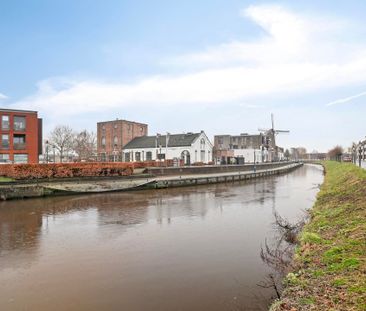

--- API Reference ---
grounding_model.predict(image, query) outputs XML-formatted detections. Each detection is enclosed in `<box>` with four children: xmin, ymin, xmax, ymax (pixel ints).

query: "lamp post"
<box><xmin>155</xmin><ymin>133</ymin><xmax>161</xmax><ymax>163</ymax></box>
<box><xmin>45</xmin><ymin>140</ymin><xmax>49</xmax><ymax>163</ymax></box>
<box><xmin>253</xmin><ymin>150</ymin><xmax>257</xmax><ymax>173</ymax></box>
<box><xmin>351</xmin><ymin>143</ymin><xmax>356</xmax><ymax>165</ymax></box>
<box><xmin>165</xmin><ymin>132</ymin><xmax>170</xmax><ymax>167</ymax></box>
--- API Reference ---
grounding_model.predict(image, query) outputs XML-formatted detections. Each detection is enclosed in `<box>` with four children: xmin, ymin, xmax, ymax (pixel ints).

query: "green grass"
<box><xmin>270</xmin><ymin>161</ymin><xmax>366</xmax><ymax>311</ymax></box>
<box><xmin>0</xmin><ymin>176</ymin><xmax>13</xmax><ymax>182</ymax></box>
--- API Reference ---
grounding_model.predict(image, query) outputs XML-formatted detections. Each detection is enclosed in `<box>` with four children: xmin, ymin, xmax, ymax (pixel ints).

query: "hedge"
<box><xmin>0</xmin><ymin>160</ymin><xmax>205</xmax><ymax>180</ymax></box>
<box><xmin>0</xmin><ymin>162</ymin><xmax>135</xmax><ymax>180</ymax></box>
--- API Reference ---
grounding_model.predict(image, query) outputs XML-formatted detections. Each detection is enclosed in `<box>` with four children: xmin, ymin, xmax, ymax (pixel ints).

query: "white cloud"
<box><xmin>0</xmin><ymin>93</ymin><xmax>8</xmax><ymax>101</ymax></box>
<box><xmin>327</xmin><ymin>91</ymin><xmax>366</xmax><ymax>106</ymax></box>
<box><xmin>9</xmin><ymin>4</ymin><xmax>366</xmax><ymax>123</ymax></box>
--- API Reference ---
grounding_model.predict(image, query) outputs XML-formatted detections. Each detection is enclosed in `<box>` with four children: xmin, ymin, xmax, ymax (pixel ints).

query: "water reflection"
<box><xmin>0</xmin><ymin>164</ymin><xmax>323</xmax><ymax>311</ymax></box>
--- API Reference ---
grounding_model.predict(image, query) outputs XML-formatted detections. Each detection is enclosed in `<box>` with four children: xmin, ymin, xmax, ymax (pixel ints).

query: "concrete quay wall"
<box><xmin>0</xmin><ymin>162</ymin><xmax>303</xmax><ymax>200</ymax></box>
<box><xmin>146</xmin><ymin>161</ymin><xmax>298</xmax><ymax>176</ymax></box>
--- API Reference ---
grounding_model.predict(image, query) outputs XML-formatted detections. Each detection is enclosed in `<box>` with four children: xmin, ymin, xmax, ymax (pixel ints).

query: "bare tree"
<box><xmin>258</xmin><ymin>209</ymin><xmax>308</xmax><ymax>301</ymax></box>
<box><xmin>49</xmin><ymin>125</ymin><xmax>74</xmax><ymax>162</ymax></box>
<box><xmin>284</xmin><ymin>149</ymin><xmax>290</xmax><ymax>161</ymax></box>
<box><xmin>73</xmin><ymin>130</ymin><xmax>97</xmax><ymax>161</ymax></box>
<box><xmin>328</xmin><ymin>145</ymin><xmax>343</xmax><ymax>161</ymax></box>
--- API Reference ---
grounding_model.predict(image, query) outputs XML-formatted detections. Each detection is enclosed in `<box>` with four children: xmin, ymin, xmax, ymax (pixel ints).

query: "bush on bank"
<box><xmin>0</xmin><ymin>162</ymin><xmax>136</xmax><ymax>179</ymax></box>
<box><xmin>271</xmin><ymin>161</ymin><xmax>366</xmax><ymax>311</ymax></box>
<box><xmin>0</xmin><ymin>159</ymin><xmax>212</xmax><ymax>180</ymax></box>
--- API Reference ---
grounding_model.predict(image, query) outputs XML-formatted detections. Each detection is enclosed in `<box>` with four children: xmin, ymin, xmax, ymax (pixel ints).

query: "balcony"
<box><xmin>13</xmin><ymin>143</ymin><xmax>26</xmax><ymax>150</ymax></box>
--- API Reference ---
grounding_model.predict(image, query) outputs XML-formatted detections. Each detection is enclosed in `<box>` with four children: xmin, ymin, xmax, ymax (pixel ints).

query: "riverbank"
<box><xmin>0</xmin><ymin>162</ymin><xmax>302</xmax><ymax>200</ymax></box>
<box><xmin>271</xmin><ymin>161</ymin><xmax>366</xmax><ymax>311</ymax></box>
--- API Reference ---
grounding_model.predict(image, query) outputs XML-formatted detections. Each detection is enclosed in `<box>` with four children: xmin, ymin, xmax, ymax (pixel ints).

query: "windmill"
<box><xmin>258</xmin><ymin>113</ymin><xmax>290</xmax><ymax>161</ymax></box>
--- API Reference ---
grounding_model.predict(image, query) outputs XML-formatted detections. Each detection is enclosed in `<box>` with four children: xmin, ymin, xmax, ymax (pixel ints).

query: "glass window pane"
<box><xmin>0</xmin><ymin>154</ymin><xmax>10</xmax><ymax>162</ymax></box>
<box><xmin>14</xmin><ymin>154</ymin><xmax>28</xmax><ymax>163</ymax></box>
<box><xmin>13</xmin><ymin>134</ymin><xmax>26</xmax><ymax>149</ymax></box>
<box><xmin>2</xmin><ymin>134</ymin><xmax>9</xmax><ymax>149</ymax></box>
<box><xmin>135</xmin><ymin>152</ymin><xmax>141</xmax><ymax>161</ymax></box>
<box><xmin>2</xmin><ymin>115</ymin><xmax>9</xmax><ymax>130</ymax></box>
<box><xmin>14</xmin><ymin>116</ymin><xmax>26</xmax><ymax>131</ymax></box>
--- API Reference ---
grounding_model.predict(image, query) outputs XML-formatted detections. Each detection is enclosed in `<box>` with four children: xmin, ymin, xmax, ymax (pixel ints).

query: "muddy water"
<box><xmin>0</xmin><ymin>164</ymin><xmax>323</xmax><ymax>311</ymax></box>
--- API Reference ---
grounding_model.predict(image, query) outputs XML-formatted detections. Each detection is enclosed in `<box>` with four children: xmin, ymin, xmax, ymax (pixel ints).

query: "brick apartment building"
<box><xmin>97</xmin><ymin>119</ymin><xmax>148</xmax><ymax>161</ymax></box>
<box><xmin>0</xmin><ymin>108</ymin><xmax>42</xmax><ymax>163</ymax></box>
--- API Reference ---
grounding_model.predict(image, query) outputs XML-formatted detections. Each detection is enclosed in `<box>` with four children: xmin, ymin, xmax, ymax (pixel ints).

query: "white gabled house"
<box><xmin>122</xmin><ymin>131</ymin><xmax>213</xmax><ymax>165</ymax></box>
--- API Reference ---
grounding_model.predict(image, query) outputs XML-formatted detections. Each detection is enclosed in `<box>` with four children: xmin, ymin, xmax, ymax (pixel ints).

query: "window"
<box><xmin>14</xmin><ymin>154</ymin><xmax>28</xmax><ymax>163</ymax></box>
<box><xmin>200</xmin><ymin>138</ymin><xmax>205</xmax><ymax>150</ymax></box>
<box><xmin>146</xmin><ymin>151</ymin><xmax>152</xmax><ymax>161</ymax></box>
<box><xmin>1</xmin><ymin>134</ymin><xmax>9</xmax><ymax>149</ymax></box>
<box><xmin>14</xmin><ymin>116</ymin><xmax>26</xmax><ymax>131</ymax></box>
<box><xmin>135</xmin><ymin>152</ymin><xmax>141</xmax><ymax>162</ymax></box>
<box><xmin>114</xmin><ymin>123</ymin><xmax>118</xmax><ymax>129</ymax></box>
<box><xmin>124</xmin><ymin>152</ymin><xmax>130</xmax><ymax>162</ymax></box>
<box><xmin>1</xmin><ymin>115</ymin><xmax>9</xmax><ymax>130</ymax></box>
<box><xmin>13</xmin><ymin>134</ymin><xmax>26</xmax><ymax>150</ymax></box>
<box><xmin>140</xmin><ymin>127</ymin><xmax>144</xmax><ymax>132</ymax></box>
<box><xmin>0</xmin><ymin>154</ymin><xmax>9</xmax><ymax>163</ymax></box>
<box><xmin>101</xmin><ymin>137</ymin><xmax>106</xmax><ymax>146</ymax></box>
<box><xmin>113</xmin><ymin>136</ymin><xmax>118</xmax><ymax>145</ymax></box>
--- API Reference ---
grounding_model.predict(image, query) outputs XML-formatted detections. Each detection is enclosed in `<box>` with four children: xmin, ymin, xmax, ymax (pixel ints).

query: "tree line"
<box><xmin>46</xmin><ymin>125</ymin><xmax>97</xmax><ymax>162</ymax></box>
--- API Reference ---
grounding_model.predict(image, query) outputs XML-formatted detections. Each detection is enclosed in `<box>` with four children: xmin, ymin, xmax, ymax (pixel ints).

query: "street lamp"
<box><xmin>165</xmin><ymin>132</ymin><xmax>170</xmax><ymax>167</ymax></box>
<box><xmin>45</xmin><ymin>140</ymin><xmax>49</xmax><ymax>163</ymax></box>
<box><xmin>155</xmin><ymin>133</ymin><xmax>161</xmax><ymax>163</ymax></box>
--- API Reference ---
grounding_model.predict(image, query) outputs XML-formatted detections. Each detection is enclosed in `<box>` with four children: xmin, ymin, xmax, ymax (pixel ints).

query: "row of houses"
<box><xmin>97</xmin><ymin>119</ymin><xmax>213</xmax><ymax>165</ymax></box>
<box><xmin>0</xmin><ymin>108</ymin><xmax>286</xmax><ymax>165</ymax></box>
<box><xmin>97</xmin><ymin>119</ymin><xmax>285</xmax><ymax>165</ymax></box>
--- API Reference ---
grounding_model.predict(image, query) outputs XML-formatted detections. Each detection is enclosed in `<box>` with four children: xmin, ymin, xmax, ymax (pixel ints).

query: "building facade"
<box><xmin>214</xmin><ymin>133</ymin><xmax>270</xmax><ymax>164</ymax></box>
<box><xmin>0</xmin><ymin>108</ymin><xmax>42</xmax><ymax>163</ymax></box>
<box><xmin>122</xmin><ymin>131</ymin><xmax>213</xmax><ymax>165</ymax></box>
<box><xmin>97</xmin><ymin>119</ymin><xmax>148</xmax><ymax>161</ymax></box>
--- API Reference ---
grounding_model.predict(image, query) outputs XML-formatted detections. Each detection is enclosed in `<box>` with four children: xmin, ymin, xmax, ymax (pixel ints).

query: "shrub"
<box><xmin>0</xmin><ymin>162</ymin><xmax>135</xmax><ymax>180</ymax></box>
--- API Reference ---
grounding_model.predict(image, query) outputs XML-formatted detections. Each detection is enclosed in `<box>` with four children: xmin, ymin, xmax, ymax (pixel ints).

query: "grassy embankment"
<box><xmin>0</xmin><ymin>176</ymin><xmax>13</xmax><ymax>182</ymax></box>
<box><xmin>271</xmin><ymin>161</ymin><xmax>366</xmax><ymax>311</ymax></box>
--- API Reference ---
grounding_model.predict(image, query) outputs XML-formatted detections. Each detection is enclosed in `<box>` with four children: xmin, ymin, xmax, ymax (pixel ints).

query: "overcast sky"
<box><xmin>1</xmin><ymin>0</ymin><xmax>366</xmax><ymax>152</ymax></box>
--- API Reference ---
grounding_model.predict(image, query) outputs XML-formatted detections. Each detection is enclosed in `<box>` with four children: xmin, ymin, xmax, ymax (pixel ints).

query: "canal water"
<box><xmin>0</xmin><ymin>164</ymin><xmax>323</xmax><ymax>311</ymax></box>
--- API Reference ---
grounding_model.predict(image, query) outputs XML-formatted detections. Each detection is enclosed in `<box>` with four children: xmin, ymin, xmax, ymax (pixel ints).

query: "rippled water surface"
<box><xmin>0</xmin><ymin>164</ymin><xmax>323</xmax><ymax>311</ymax></box>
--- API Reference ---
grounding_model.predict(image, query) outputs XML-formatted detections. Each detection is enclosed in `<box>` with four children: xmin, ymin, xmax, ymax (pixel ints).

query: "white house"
<box><xmin>122</xmin><ymin>131</ymin><xmax>213</xmax><ymax>165</ymax></box>
<box><xmin>233</xmin><ymin>148</ymin><xmax>268</xmax><ymax>163</ymax></box>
